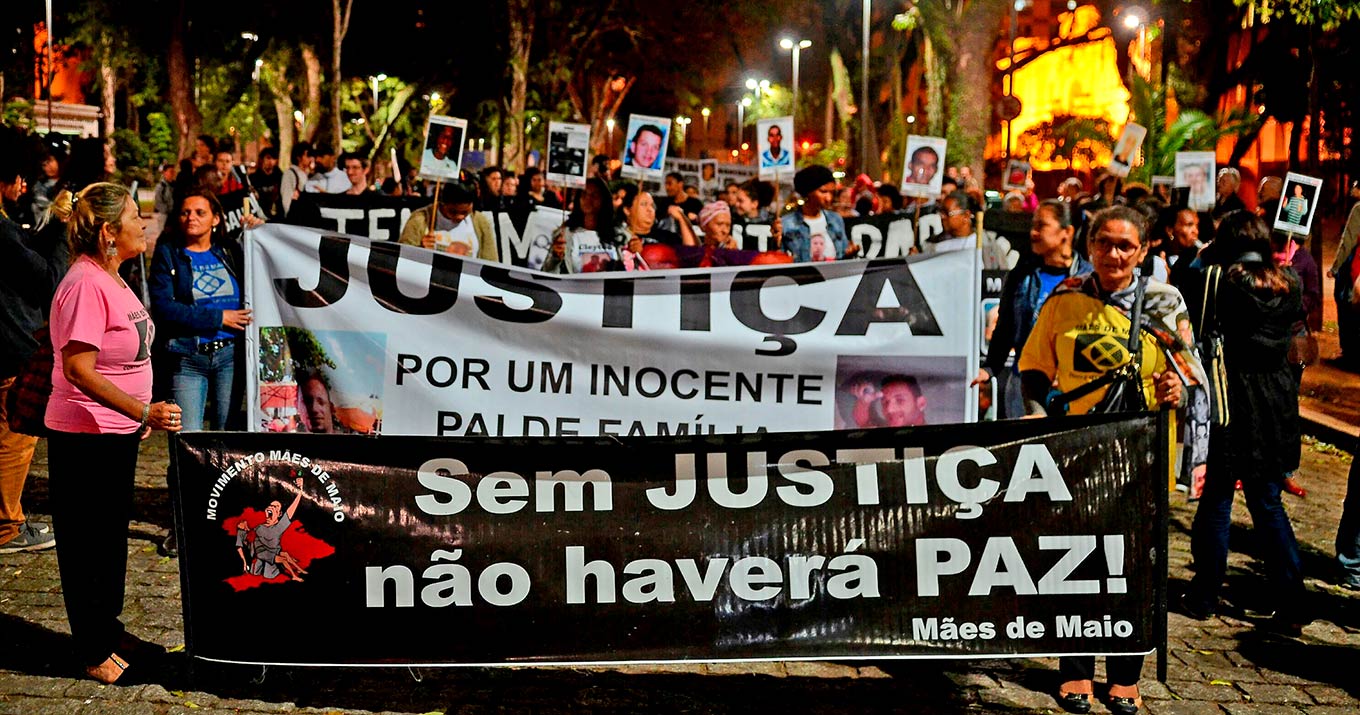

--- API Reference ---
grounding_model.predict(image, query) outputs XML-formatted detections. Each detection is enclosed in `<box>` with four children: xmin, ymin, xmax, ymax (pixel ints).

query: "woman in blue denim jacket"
<box><xmin>148</xmin><ymin>190</ymin><xmax>253</xmax><ymax>431</ymax></box>
<box><xmin>780</xmin><ymin>165</ymin><xmax>858</xmax><ymax>263</ymax></box>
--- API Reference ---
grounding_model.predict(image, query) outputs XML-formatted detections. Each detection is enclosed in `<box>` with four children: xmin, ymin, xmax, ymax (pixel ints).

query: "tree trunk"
<box><xmin>300</xmin><ymin>45</ymin><xmax>323</xmax><ymax>143</ymax></box>
<box><xmin>167</xmin><ymin>0</ymin><xmax>201</xmax><ymax>158</ymax></box>
<box><xmin>261</xmin><ymin>57</ymin><xmax>296</xmax><ymax>170</ymax></box>
<box><xmin>504</xmin><ymin>0</ymin><xmax>536</xmax><ymax>173</ymax></box>
<box><xmin>942</xmin><ymin>0</ymin><xmax>1008</xmax><ymax>181</ymax></box>
<box><xmin>329</xmin><ymin>0</ymin><xmax>353</xmax><ymax>151</ymax></box>
<box><xmin>99</xmin><ymin>44</ymin><xmax>116</xmax><ymax>139</ymax></box>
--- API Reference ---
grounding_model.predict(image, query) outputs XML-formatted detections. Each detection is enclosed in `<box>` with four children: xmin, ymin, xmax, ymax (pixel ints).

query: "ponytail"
<box><xmin>54</xmin><ymin>182</ymin><xmax>133</xmax><ymax>262</ymax></box>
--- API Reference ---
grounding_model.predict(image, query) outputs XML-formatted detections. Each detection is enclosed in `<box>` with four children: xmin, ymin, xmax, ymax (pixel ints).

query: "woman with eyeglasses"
<box><xmin>1019</xmin><ymin>206</ymin><xmax>1208</xmax><ymax>715</ymax></box>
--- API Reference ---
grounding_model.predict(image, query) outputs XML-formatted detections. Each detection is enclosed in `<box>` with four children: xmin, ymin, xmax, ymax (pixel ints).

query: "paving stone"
<box><xmin>700</xmin><ymin>661</ymin><xmax>787</xmax><ymax>678</ymax></box>
<box><xmin>0</xmin><ymin>696</ymin><xmax>84</xmax><ymax>715</ymax></box>
<box><xmin>1234</xmin><ymin>683</ymin><xmax>1312</xmax><ymax>705</ymax></box>
<box><xmin>1166</xmin><ymin>681</ymin><xmax>1244</xmax><ymax>702</ymax></box>
<box><xmin>1220</xmin><ymin>705</ymin><xmax>1307</xmax><ymax>715</ymax></box>
<box><xmin>782</xmin><ymin>661</ymin><xmax>857</xmax><ymax>679</ymax></box>
<box><xmin>1302</xmin><ymin>686</ymin><xmax>1356</xmax><ymax>706</ymax></box>
<box><xmin>977</xmin><ymin>678</ymin><xmax>1059</xmax><ymax>711</ymax></box>
<box><xmin>943</xmin><ymin>670</ymin><xmax>999</xmax><ymax>689</ymax></box>
<box><xmin>0</xmin><ymin>673</ymin><xmax>76</xmax><ymax>697</ymax></box>
<box><xmin>1138</xmin><ymin>679</ymin><xmax>1172</xmax><ymax>700</ymax></box>
<box><xmin>212</xmin><ymin>698</ymin><xmax>298</xmax><ymax>712</ymax></box>
<box><xmin>63</xmin><ymin>680</ymin><xmax>149</xmax><ymax>700</ymax></box>
<box><xmin>1146</xmin><ymin>701</ymin><xmax>1227</xmax><ymax>715</ymax></box>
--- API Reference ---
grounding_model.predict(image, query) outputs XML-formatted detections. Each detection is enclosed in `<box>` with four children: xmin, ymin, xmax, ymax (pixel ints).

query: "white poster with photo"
<box><xmin>620</xmin><ymin>114</ymin><xmax>672</xmax><ymax>179</ymax></box>
<box><xmin>244</xmin><ymin>224</ymin><xmax>981</xmax><ymax>437</ymax></box>
<box><xmin>756</xmin><ymin>116</ymin><xmax>795</xmax><ymax>181</ymax></box>
<box><xmin>546</xmin><ymin>122</ymin><xmax>591</xmax><ymax>189</ymax></box>
<box><xmin>1274</xmin><ymin>172</ymin><xmax>1324</xmax><ymax>236</ymax></box>
<box><xmin>699</xmin><ymin>159</ymin><xmax>720</xmax><ymax>200</ymax></box>
<box><xmin>1174</xmin><ymin>152</ymin><xmax>1216</xmax><ymax>212</ymax></box>
<box><xmin>1108</xmin><ymin>122</ymin><xmax>1147</xmax><ymax>178</ymax></box>
<box><xmin>417</xmin><ymin>115</ymin><xmax>467</xmax><ymax>182</ymax></box>
<box><xmin>900</xmin><ymin>135</ymin><xmax>947</xmax><ymax>199</ymax></box>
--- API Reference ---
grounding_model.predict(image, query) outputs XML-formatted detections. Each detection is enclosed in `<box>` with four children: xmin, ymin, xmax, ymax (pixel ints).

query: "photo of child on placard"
<box><xmin>1109</xmin><ymin>122</ymin><xmax>1147</xmax><ymax>178</ymax></box>
<box><xmin>1003</xmin><ymin>160</ymin><xmax>1030</xmax><ymax>191</ymax></box>
<box><xmin>756</xmin><ymin>116</ymin><xmax>795</xmax><ymax>180</ymax></box>
<box><xmin>1175</xmin><ymin>151</ymin><xmax>1216</xmax><ymax>212</ymax></box>
<box><xmin>547</xmin><ymin>122</ymin><xmax>590</xmax><ymax>189</ymax></box>
<box><xmin>418</xmin><ymin>116</ymin><xmax>467</xmax><ymax>182</ymax></box>
<box><xmin>699</xmin><ymin>159</ymin><xmax>720</xmax><ymax>200</ymax></box>
<box><xmin>900</xmin><ymin>135</ymin><xmax>947</xmax><ymax>199</ymax></box>
<box><xmin>620</xmin><ymin>114</ymin><xmax>671</xmax><ymax>179</ymax></box>
<box><xmin>1274</xmin><ymin>172</ymin><xmax>1323</xmax><ymax>236</ymax></box>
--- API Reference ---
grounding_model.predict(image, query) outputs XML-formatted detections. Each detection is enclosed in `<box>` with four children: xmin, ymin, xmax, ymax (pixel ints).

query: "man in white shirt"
<box><xmin>304</xmin><ymin>146</ymin><xmax>348</xmax><ymax>194</ymax></box>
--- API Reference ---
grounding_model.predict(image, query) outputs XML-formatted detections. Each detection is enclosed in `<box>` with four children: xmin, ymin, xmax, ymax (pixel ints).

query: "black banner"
<box><xmin>283</xmin><ymin>193</ymin><xmax>433</xmax><ymax>241</ymax></box>
<box><xmin>171</xmin><ymin>413</ymin><xmax>1167</xmax><ymax>666</ymax></box>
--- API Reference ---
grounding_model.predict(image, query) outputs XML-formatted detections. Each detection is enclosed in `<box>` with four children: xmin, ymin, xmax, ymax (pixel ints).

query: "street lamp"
<box><xmin>701</xmin><ymin>106</ymin><xmax>711</xmax><ymax>150</ymax></box>
<box><xmin>370</xmin><ymin>73</ymin><xmax>387</xmax><ymax>114</ymax></box>
<box><xmin>737</xmin><ymin>97</ymin><xmax>752</xmax><ymax>152</ymax></box>
<box><xmin>779</xmin><ymin>38</ymin><xmax>812</xmax><ymax>123</ymax></box>
<box><xmin>861</xmin><ymin>0</ymin><xmax>871</xmax><ymax>175</ymax></box>
<box><xmin>676</xmin><ymin>115</ymin><xmax>692</xmax><ymax>158</ymax></box>
<box><xmin>605</xmin><ymin>117</ymin><xmax>616</xmax><ymax>155</ymax></box>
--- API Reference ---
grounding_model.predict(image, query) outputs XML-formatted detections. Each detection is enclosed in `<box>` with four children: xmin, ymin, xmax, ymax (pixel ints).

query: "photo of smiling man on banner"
<box><xmin>620</xmin><ymin>114</ymin><xmax>671</xmax><ymax>179</ymax></box>
<box><xmin>418</xmin><ymin>115</ymin><xmax>467</xmax><ymax>182</ymax></box>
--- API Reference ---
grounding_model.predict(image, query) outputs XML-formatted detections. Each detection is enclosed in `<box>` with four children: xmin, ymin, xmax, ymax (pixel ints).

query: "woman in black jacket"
<box><xmin>1181</xmin><ymin>211</ymin><xmax>1307</xmax><ymax>633</ymax></box>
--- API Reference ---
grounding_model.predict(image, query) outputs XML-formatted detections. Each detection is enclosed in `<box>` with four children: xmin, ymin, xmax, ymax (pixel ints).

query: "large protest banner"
<box><xmin>284</xmin><ymin>193</ymin><xmax>431</xmax><ymax>240</ymax></box>
<box><xmin>171</xmin><ymin>412</ymin><xmax>1168</xmax><ymax>666</ymax></box>
<box><xmin>244</xmin><ymin>225</ymin><xmax>980</xmax><ymax>437</ymax></box>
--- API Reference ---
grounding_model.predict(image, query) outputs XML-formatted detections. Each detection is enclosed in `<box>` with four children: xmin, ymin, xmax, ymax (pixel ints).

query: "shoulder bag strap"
<box><xmin>1125</xmin><ymin>273</ymin><xmax>1149</xmax><ymax>366</ymax></box>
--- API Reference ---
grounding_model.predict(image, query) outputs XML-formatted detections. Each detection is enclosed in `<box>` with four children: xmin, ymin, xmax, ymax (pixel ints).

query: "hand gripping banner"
<box><xmin>171</xmin><ymin>412</ymin><xmax>1168</xmax><ymax>666</ymax></box>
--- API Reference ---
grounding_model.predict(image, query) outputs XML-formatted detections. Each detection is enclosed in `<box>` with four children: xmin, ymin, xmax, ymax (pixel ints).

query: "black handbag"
<box><xmin>1048</xmin><ymin>274</ymin><xmax>1149</xmax><ymax>415</ymax></box>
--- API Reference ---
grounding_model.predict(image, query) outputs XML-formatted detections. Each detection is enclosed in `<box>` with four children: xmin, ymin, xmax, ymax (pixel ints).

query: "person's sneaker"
<box><xmin>0</xmin><ymin>522</ymin><xmax>56</xmax><ymax>553</ymax></box>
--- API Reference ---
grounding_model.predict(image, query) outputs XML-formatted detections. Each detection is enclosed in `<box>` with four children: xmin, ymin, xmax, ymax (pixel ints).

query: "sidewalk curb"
<box><xmin>1300</xmin><ymin>405</ymin><xmax>1358</xmax><ymax>455</ymax></box>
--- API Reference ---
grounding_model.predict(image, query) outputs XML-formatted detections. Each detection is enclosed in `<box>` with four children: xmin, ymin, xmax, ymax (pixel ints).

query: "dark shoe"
<box><xmin>1107</xmin><ymin>695</ymin><xmax>1143</xmax><ymax>715</ymax></box>
<box><xmin>1055</xmin><ymin>691</ymin><xmax>1092</xmax><ymax>714</ymax></box>
<box><xmin>118</xmin><ymin>632</ymin><xmax>167</xmax><ymax>661</ymax></box>
<box><xmin>158</xmin><ymin>532</ymin><xmax>177</xmax><ymax>558</ymax></box>
<box><xmin>0</xmin><ymin>522</ymin><xmax>56</xmax><ymax>553</ymax></box>
<box><xmin>1179</xmin><ymin>592</ymin><xmax>1213</xmax><ymax>620</ymax></box>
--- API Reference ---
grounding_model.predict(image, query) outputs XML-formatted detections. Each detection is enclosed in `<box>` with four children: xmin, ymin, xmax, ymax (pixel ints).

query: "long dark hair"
<box><xmin>567</xmin><ymin>177</ymin><xmax>617</xmax><ymax>244</ymax></box>
<box><xmin>172</xmin><ymin>189</ymin><xmax>226</xmax><ymax>246</ymax></box>
<box><xmin>1212</xmin><ymin>210</ymin><xmax>1293</xmax><ymax>296</ymax></box>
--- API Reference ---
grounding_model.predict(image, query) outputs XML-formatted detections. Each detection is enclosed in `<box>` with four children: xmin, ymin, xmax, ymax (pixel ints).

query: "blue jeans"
<box><xmin>170</xmin><ymin>347</ymin><xmax>238</xmax><ymax>431</ymax></box>
<box><xmin>1188</xmin><ymin>463</ymin><xmax>1304</xmax><ymax>615</ymax></box>
<box><xmin>1337</xmin><ymin>458</ymin><xmax>1360</xmax><ymax>586</ymax></box>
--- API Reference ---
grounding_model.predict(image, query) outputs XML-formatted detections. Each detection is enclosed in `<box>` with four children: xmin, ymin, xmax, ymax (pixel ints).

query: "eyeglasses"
<box><xmin>946</xmin><ymin>209</ymin><xmax>970</xmax><ymax>218</ymax></box>
<box><xmin>1091</xmin><ymin>237</ymin><xmax>1141</xmax><ymax>256</ymax></box>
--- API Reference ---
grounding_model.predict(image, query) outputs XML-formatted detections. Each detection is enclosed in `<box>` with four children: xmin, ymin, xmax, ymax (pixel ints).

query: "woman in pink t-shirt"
<box><xmin>44</xmin><ymin>182</ymin><xmax>182</xmax><ymax>684</ymax></box>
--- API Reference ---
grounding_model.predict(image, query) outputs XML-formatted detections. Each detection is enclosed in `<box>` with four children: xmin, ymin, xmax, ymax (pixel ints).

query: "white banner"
<box><xmin>245</xmin><ymin>225</ymin><xmax>980</xmax><ymax>437</ymax></box>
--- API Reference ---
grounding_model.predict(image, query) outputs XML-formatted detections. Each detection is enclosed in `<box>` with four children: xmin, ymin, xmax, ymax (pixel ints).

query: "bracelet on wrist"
<box><xmin>139</xmin><ymin>403</ymin><xmax>151</xmax><ymax>429</ymax></box>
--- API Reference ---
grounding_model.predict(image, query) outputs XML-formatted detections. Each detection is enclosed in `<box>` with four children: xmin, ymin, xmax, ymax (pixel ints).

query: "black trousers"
<box><xmin>48</xmin><ymin>430</ymin><xmax>141</xmax><ymax>667</ymax></box>
<box><xmin>1059</xmin><ymin>655</ymin><xmax>1145</xmax><ymax>688</ymax></box>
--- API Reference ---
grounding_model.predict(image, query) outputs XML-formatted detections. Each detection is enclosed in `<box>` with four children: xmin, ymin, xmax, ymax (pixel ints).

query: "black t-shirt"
<box><xmin>250</xmin><ymin>169</ymin><xmax>283</xmax><ymax>218</ymax></box>
<box><xmin>658</xmin><ymin>195</ymin><xmax>704</xmax><ymax>221</ymax></box>
<box><xmin>634</xmin><ymin>227</ymin><xmax>682</xmax><ymax>246</ymax></box>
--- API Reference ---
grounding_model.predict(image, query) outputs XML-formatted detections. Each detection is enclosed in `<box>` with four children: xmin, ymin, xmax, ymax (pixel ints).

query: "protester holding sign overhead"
<box><xmin>780</xmin><ymin>165</ymin><xmax>853</xmax><ymax>263</ymax></box>
<box><xmin>1019</xmin><ymin>206</ymin><xmax>1207</xmax><ymax>715</ymax></box>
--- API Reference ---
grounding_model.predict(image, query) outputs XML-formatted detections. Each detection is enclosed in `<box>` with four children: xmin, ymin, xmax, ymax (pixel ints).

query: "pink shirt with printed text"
<box><xmin>46</xmin><ymin>257</ymin><xmax>155</xmax><ymax>434</ymax></box>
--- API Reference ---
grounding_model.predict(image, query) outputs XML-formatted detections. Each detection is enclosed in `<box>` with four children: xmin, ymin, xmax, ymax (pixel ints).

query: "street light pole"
<box><xmin>45</xmin><ymin>0</ymin><xmax>54</xmax><ymax>133</ymax></box>
<box><xmin>861</xmin><ymin>0</ymin><xmax>871</xmax><ymax>175</ymax></box>
<box><xmin>780</xmin><ymin>39</ymin><xmax>812</xmax><ymax>125</ymax></box>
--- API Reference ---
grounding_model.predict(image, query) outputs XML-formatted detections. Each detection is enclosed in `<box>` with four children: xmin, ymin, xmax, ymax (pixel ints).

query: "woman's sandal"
<box><xmin>1055</xmin><ymin>691</ymin><xmax>1092</xmax><ymax>714</ymax></box>
<box><xmin>85</xmin><ymin>653</ymin><xmax>131</xmax><ymax>685</ymax></box>
<box><xmin>1107</xmin><ymin>695</ymin><xmax>1144</xmax><ymax>715</ymax></box>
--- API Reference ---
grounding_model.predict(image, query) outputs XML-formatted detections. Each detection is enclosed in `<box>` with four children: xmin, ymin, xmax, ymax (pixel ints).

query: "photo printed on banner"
<box><xmin>1174</xmin><ymin>152</ymin><xmax>1215</xmax><ymax>212</ymax></box>
<box><xmin>833</xmin><ymin>355</ymin><xmax>968</xmax><ymax>429</ymax></box>
<box><xmin>257</xmin><ymin>327</ymin><xmax>387</xmax><ymax>435</ymax></box>
<box><xmin>900</xmin><ymin>135</ymin><xmax>947</xmax><ymax>199</ymax></box>
<box><xmin>620</xmin><ymin>114</ymin><xmax>672</xmax><ymax>179</ymax></box>
<box><xmin>418</xmin><ymin>115</ymin><xmax>468</xmax><ymax>182</ymax></box>
<box><xmin>546</xmin><ymin>122</ymin><xmax>591</xmax><ymax>189</ymax></box>
<box><xmin>756</xmin><ymin>116</ymin><xmax>795</xmax><ymax>181</ymax></box>
<box><xmin>1274</xmin><ymin>172</ymin><xmax>1323</xmax><ymax>236</ymax></box>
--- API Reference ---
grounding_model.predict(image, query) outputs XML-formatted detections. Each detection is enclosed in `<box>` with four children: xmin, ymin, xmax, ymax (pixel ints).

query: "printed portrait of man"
<box><xmin>761</xmin><ymin>124</ymin><xmax>791</xmax><ymax>168</ymax></box>
<box><xmin>879</xmin><ymin>374</ymin><xmax>928</xmax><ymax>427</ymax></box>
<box><xmin>905</xmin><ymin>146</ymin><xmax>940</xmax><ymax>185</ymax></box>
<box><xmin>626</xmin><ymin>124</ymin><xmax>665</xmax><ymax>171</ymax></box>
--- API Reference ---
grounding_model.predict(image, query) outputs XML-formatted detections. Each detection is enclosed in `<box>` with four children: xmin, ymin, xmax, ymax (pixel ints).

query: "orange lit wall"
<box><xmin>33</xmin><ymin>23</ymin><xmax>89</xmax><ymax>104</ymax></box>
<box><xmin>994</xmin><ymin>6</ymin><xmax>1130</xmax><ymax>170</ymax></box>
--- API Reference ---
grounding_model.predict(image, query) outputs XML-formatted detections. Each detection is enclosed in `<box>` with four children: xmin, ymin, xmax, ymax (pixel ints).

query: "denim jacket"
<box><xmin>779</xmin><ymin>210</ymin><xmax>849</xmax><ymax>263</ymax></box>
<box><xmin>983</xmin><ymin>254</ymin><xmax>1093</xmax><ymax>378</ymax></box>
<box><xmin>148</xmin><ymin>237</ymin><xmax>244</xmax><ymax>356</ymax></box>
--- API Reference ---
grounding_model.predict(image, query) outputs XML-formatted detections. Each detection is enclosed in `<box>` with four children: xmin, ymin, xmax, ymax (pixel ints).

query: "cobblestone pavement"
<box><xmin>1</xmin><ymin>433</ymin><xmax>1356</xmax><ymax>715</ymax></box>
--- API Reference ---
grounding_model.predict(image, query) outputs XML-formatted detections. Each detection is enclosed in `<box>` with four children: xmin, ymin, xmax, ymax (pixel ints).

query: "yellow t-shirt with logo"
<box><xmin>1018</xmin><ymin>291</ymin><xmax>1167</xmax><ymax>416</ymax></box>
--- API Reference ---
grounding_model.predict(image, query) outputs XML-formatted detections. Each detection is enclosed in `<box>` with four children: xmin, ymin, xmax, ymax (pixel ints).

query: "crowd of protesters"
<box><xmin>2</xmin><ymin>118</ymin><xmax>1360</xmax><ymax>704</ymax></box>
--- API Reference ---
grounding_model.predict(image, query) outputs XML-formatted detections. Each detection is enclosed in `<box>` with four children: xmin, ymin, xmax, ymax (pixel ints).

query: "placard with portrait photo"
<box><xmin>900</xmin><ymin>135</ymin><xmax>947</xmax><ymax>199</ymax></box>
<box><xmin>1109</xmin><ymin>122</ymin><xmax>1147</xmax><ymax>178</ymax></box>
<box><xmin>1002</xmin><ymin>160</ymin><xmax>1030</xmax><ymax>190</ymax></box>
<box><xmin>620</xmin><ymin>114</ymin><xmax>672</xmax><ymax>179</ymax></box>
<box><xmin>756</xmin><ymin>116</ymin><xmax>795</xmax><ymax>181</ymax></box>
<box><xmin>417</xmin><ymin>115</ymin><xmax>468</xmax><ymax>182</ymax></box>
<box><xmin>546</xmin><ymin>121</ymin><xmax>591</xmax><ymax>189</ymax></box>
<box><xmin>1274</xmin><ymin>172</ymin><xmax>1323</xmax><ymax>236</ymax></box>
<box><xmin>1174</xmin><ymin>152</ymin><xmax>1216</xmax><ymax>212</ymax></box>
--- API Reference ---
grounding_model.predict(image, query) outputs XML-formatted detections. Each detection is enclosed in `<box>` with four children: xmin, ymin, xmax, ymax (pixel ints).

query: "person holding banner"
<box><xmin>1019</xmin><ymin>206</ymin><xmax>1207</xmax><ymax>715</ymax></box>
<box><xmin>618</xmin><ymin>184</ymin><xmax>693</xmax><ymax>248</ymax></box>
<box><xmin>398</xmin><ymin>182</ymin><xmax>500</xmax><ymax>262</ymax></box>
<box><xmin>544</xmin><ymin>177</ymin><xmax>623</xmax><ymax>274</ymax></box>
<box><xmin>973</xmin><ymin>200</ymin><xmax>1092</xmax><ymax>419</ymax></box>
<box><xmin>44</xmin><ymin>183</ymin><xmax>183</xmax><ymax>684</ymax></box>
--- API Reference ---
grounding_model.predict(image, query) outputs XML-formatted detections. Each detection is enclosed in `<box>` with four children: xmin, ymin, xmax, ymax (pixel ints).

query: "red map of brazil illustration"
<box><xmin>221</xmin><ymin>508</ymin><xmax>336</xmax><ymax>592</ymax></box>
